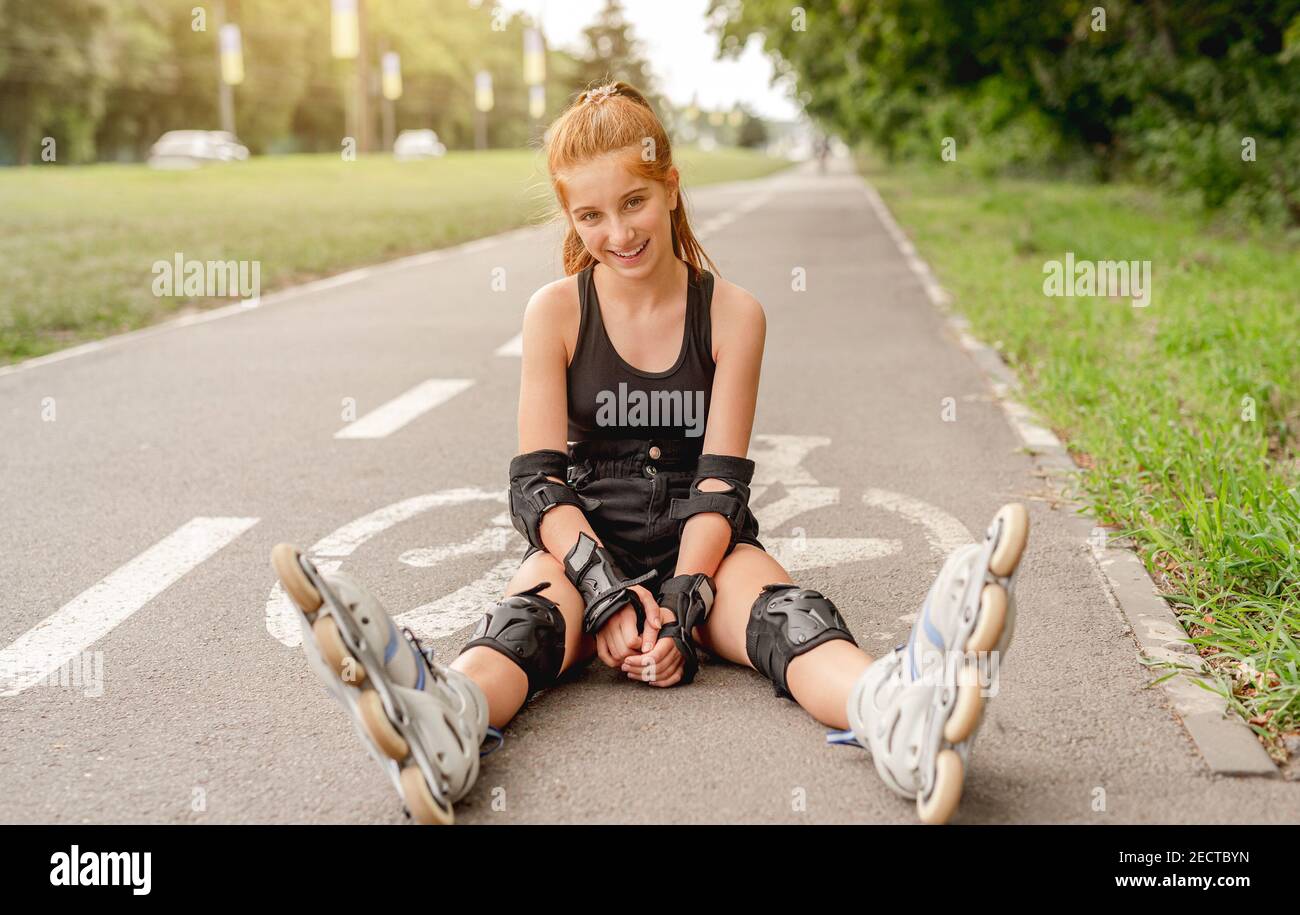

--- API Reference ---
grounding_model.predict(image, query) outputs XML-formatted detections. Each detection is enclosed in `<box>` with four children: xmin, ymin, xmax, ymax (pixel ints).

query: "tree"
<box><xmin>572</xmin><ymin>0</ymin><xmax>660</xmax><ymax>105</ymax></box>
<box><xmin>0</xmin><ymin>0</ymin><xmax>115</xmax><ymax>164</ymax></box>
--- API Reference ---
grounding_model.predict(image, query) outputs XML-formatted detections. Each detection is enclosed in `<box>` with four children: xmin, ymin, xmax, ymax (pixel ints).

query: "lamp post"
<box><xmin>474</xmin><ymin>70</ymin><xmax>493</xmax><ymax>151</ymax></box>
<box><xmin>381</xmin><ymin>51</ymin><xmax>401</xmax><ymax>152</ymax></box>
<box><xmin>524</xmin><ymin>27</ymin><xmax>546</xmax><ymax>142</ymax></box>
<box><xmin>214</xmin><ymin>2</ymin><xmax>242</xmax><ymax>136</ymax></box>
<box><xmin>331</xmin><ymin>0</ymin><xmax>370</xmax><ymax>151</ymax></box>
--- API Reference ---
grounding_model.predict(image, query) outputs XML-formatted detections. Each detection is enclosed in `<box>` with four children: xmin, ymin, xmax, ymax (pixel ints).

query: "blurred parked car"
<box><xmin>147</xmin><ymin>130</ymin><xmax>249</xmax><ymax>169</ymax></box>
<box><xmin>207</xmin><ymin>131</ymin><xmax>250</xmax><ymax>161</ymax></box>
<box><xmin>393</xmin><ymin>129</ymin><xmax>446</xmax><ymax>160</ymax></box>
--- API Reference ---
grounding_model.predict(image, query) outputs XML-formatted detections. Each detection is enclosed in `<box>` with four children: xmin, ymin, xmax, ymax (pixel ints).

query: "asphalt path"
<box><xmin>2</xmin><ymin>154</ymin><xmax>1296</xmax><ymax>824</ymax></box>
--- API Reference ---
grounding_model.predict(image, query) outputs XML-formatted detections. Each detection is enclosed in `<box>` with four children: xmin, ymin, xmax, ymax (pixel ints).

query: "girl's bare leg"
<box><xmin>451</xmin><ymin>550</ymin><xmax>594</xmax><ymax>729</ymax></box>
<box><xmin>694</xmin><ymin>544</ymin><xmax>874</xmax><ymax>730</ymax></box>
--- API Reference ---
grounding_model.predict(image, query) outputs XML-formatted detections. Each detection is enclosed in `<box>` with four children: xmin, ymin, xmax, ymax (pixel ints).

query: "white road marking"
<box><xmin>313</xmin><ymin>488</ymin><xmax>504</xmax><ymax>557</ymax></box>
<box><xmin>265</xmin><ymin>559</ymin><xmax>341</xmax><ymax>647</ymax></box>
<box><xmin>700</xmin><ymin>189</ymin><xmax>776</xmax><ymax>237</ymax></box>
<box><xmin>0</xmin><ymin>516</ymin><xmax>258</xmax><ymax>697</ymax></box>
<box><xmin>863</xmin><ymin>488</ymin><xmax>972</xmax><ymax>555</ymax></box>
<box><xmin>334</xmin><ymin>378</ymin><xmax>474</xmax><ymax>439</ymax></box>
<box><xmin>268</xmin><ymin>429</ymin><xmax>976</xmax><ymax>648</ymax></box>
<box><xmin>399</xmin><ymin>526</ymin><xmax>514</xmax><ymax>567</ymax></box>
<box><xmin>753</xmin><ymin>485</ymin><xmax>837</xmax><ymax>532</ymax></box>
<box><xmin>494</xmin><ymin>333</ymin><xmax>523</xmax><ymax>357</ymax></box>
<box><xmin>396</xmin><ymin>556</ymin><xmax>524</xmax><ymax>639</ymax></box>
<box><xmin>265</xmin><ymin>488</ymin><xmax>505</xmax><ymax>646</ymax></box>
<box><xmin>766</xmin><ymin>537</ymin><xmax>900</xmax><ymax>573</ymax></box>
<box><xmin>750</xmin><ymin>434</ymin><xmax>831</xmax><ymax>487</ymax></box>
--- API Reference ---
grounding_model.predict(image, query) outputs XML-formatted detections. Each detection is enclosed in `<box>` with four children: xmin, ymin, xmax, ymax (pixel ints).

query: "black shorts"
<box><xmin>522</xmin><ymin>437</ymin><xmax>765</xmax><ymax>586</ymax></box>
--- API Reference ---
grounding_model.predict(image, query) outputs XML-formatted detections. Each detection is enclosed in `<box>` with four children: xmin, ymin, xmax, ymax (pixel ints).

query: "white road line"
<box><xmin>0</xmin><ymin>516</ymin><xmax>258</xmax><ymax>697</ymax></box>
<box><xmin>494</xmin><ymin>332</ymin><xmax>523</xmax><ymax>357</ymax></box>
<box><xmin>334</xmin><ymin>378</ymin><xmax>474</xmax><ymax>439</ymax></box>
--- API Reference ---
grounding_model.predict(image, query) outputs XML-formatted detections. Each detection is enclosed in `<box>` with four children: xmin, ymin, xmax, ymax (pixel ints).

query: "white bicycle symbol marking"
<box><xmin>265</xmin><ymin>434</ymin><xmax>973</xmax><ymax>647</ymax></box>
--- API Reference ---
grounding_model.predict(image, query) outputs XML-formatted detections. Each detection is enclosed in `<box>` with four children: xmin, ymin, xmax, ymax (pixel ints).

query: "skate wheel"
<box><xmin>272</xmin><ymin>543</ymin><xmax>322</xmax><ymax>613</ymax></box>
<box><xmin>989</xmin><ymin>504</ymin><xmax>1029</xmax><ymax>578</ymax></box>
<box><xmin>359</xmin><ymin>689</ymin><xmax>409</xmax><ymax>761</ymax></box>
<box><xmin>400</xmin><ymin>765</ymin><xmax>454</xmax><ymax>826</ymax></box>
<box><xmin>916</xmin><ymin>749</ymin><xmax>964</xmax><ymax>825</ymax></box>
<box><xmin>944</xmin><ymin>664</ymin><xmax>984</xmax><ymax>743</ymax></box>
<box><xmin>967</xmin><ymin>584</ymin><xmax>1007</xmax><ymax>654</ymax></box>
<box><xmin>314</xmin><ymin>616</ymin><xmax>367</xmax><ymax>686</ymax></box>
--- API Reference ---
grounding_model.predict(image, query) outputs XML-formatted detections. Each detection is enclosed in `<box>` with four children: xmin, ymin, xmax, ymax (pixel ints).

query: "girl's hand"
<box><xmin>594</xmin><ymin>597</ymin><xmax>645</xmax><ymax>669</ymax></box>
<box><xmin>622</xmin><ymin>598</ymin><xmax>685</xmax><ymax>688</ymax></box>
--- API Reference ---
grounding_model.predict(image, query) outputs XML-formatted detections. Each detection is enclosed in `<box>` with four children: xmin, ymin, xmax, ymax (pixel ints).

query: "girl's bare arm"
<box><xmin>672</xmin><ymin>287</ymin><xmax>767</xmax><ymax>578</ymax></box>
<box><xmin>516</xmin><ymin>283</ymin><xmax>602</xmax><ymax>561</ymax></box>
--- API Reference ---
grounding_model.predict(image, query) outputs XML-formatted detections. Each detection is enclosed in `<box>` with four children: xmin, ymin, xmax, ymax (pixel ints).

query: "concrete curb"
<box><xmin>856</xmin><ymin>175</ymin><xmax>1279</xmax><ymax>779</ymax></box>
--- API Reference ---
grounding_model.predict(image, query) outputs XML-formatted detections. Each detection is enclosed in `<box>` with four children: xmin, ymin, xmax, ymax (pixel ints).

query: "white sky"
<box><xmin>493</xmin><ymin>0</ymin><xmax>803</xmax><ymax>121</ymax></box>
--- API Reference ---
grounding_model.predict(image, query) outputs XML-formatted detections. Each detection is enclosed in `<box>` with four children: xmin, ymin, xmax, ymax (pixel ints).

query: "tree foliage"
<box><xmin>0</xmin><ymin>0</ymin><xmax>658</xmax><ymax>163</ymax></box>
<box><xmin>709</xmin><ymin>0</ymin><xmax>1300</xmax><ymax>223</ymax></box>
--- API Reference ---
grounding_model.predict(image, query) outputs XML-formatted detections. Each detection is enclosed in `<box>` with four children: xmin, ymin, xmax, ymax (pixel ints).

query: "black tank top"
<box><xmin>566</xmin><ymin>261</ymin><xmax>716</xmax><ymax>442</ymax></box>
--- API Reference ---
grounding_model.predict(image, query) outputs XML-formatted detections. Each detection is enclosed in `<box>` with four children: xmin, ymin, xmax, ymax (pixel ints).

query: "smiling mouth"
<box><xmin>610</xmin><ymin>238</ymin><xmax>649</xmax><ymax>259</ymax></box>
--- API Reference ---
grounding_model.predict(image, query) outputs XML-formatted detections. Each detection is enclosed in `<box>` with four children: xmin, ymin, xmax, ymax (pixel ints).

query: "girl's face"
<box><xmin>564</xmin><ymin>153</ymin><xmax>678</xmax><ymax>275</ymax></box>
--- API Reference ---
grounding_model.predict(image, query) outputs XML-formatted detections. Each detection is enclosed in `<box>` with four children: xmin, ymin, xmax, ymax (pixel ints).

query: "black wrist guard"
<box><xmin>655</xmin><ymin>573</ymin><xmax>716</xmax><ymax>684</ymax></box>
<box><xmin>563</xmin><ymin>532</ymin><xmax>656</xmax><ymax>635</ymax></box>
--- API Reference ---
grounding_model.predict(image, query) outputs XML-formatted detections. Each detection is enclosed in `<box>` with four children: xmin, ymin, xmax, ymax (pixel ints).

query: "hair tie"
<box><xmin>584</xmin><ymin>84</ymin><xmax>619</xmax><ymax>106</ymax></box>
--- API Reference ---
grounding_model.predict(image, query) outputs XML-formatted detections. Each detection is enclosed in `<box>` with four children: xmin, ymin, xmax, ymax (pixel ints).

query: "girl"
<box><xmin>271</xmin><ymin>81</ymin><xmax>1029</xmax><ymax>826</ymax></box>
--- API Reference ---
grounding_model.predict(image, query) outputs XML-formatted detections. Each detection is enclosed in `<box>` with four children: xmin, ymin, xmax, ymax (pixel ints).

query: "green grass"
<box><xmin>860</xmin><ymin>155</ymin><xmax>1300</xmax><ymax>761</ymax></box>
<box><xmin>0</xmin><ymin>147</ymin><xmax>791</xmax><ymax>364</ymax></box>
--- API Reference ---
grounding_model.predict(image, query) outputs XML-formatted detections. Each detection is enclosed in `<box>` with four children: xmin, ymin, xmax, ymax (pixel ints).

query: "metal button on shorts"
<box><xmin>645</xmin><ymin>464</ymin><xmax>657</xmax><ymax>477</ymax></box>
<box><xmin>648</xmin><ymin>445</ymin><xmax>662</xmax><ymax>459</ymax></box>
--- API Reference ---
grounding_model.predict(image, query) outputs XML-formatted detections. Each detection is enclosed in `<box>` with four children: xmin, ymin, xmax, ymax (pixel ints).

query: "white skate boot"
<box><xmin>271</xmin><ymin>544</ymin><xmax>493</xmax><ymax>825</ymax></box>
<box><xmin>843</xmin><ymin>503</ymin><xmax>1028</xmax><ymax>824</ymax></box>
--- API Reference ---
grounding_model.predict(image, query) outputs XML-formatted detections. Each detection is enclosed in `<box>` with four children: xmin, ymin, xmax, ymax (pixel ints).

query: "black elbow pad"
<box><xmin>667</xmin><ymin>453</ymin><xmax>756</xmax><ymax>554</ymax></box>
<box><xmin>508</xmin><ymin>450</ymin><xmax>601</xmax><ymax>550</ymax></box>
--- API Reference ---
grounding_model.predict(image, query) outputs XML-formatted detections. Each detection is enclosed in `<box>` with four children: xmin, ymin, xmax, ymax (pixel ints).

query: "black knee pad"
<box><xmin>461</xmin><ymin>582</ymin><xmax>566</xmax><ymax>695</ymax></box>
<box><xmin>745</xmin><ymin>584</ymin><xmax>857</xmax><ymax>700</ymax></box>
